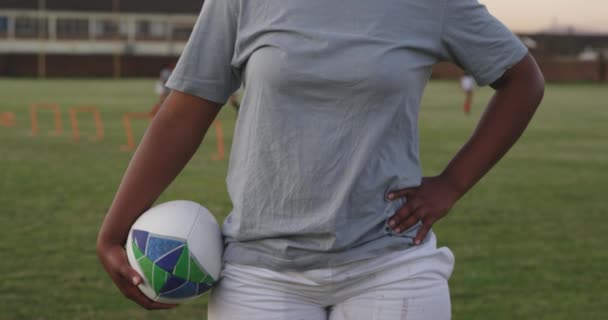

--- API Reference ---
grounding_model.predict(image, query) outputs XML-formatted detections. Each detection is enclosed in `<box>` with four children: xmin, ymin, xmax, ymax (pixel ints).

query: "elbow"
<box><xmin>530</xmin><ymin>59</ymin><xmax>545</xmax><ymax>108</ymax></box>
<box><xmin>518</xmin><ymin>62</ymin><xmax>545</xmax><ymax>115</ymax></box>
<box><xmin>525</xmin><ymin>72</ymin><xmax>545</xmax><ymax>114</ymax></box>
<box><xmin>492</xmin><ymin>53</ymin><xmax>545</xmax><ymax>110</ymax></box>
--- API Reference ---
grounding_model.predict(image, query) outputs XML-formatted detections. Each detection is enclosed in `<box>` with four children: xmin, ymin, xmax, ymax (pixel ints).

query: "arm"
<box><xmin>441</xmin><ymin>53</ymin><xmax>544</xmax><ymax>195</ymax></box>
<box><xmin>96</xmin><ymin>90</ymin><xmax>223</xmax><ymax>309</ymax></box>
<box><xmin>388</xmin><ymin>53</ymin><xmax>545</xmax><ymax>244</ymax></box>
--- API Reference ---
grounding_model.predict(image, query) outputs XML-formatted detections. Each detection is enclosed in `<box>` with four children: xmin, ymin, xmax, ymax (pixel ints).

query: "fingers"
<box><xmin>115</xmin><ymin>265</ymin><xmax>178</xmax><ymax>310</ymax></box>
<box><xmin>386</xmin><ymin>186</ymin><xmax>419</xmax><ymax>230</ymax></box>
<box><xmin>414</xmin><ymin>217</ymin><xmax>435</xmax><ymax>245</ymax></box>
<box><xmin>114</xmin><ymin>271</ymin><xmax>178</xmax><ymax>310</ymax></box>
<box><xmin>388</xmin><ymin>199</ymin><xmax>419</xmax><ymax>231</ymax></box>
<box><xmin>387</xmin><ymin>186</ymin><xmax>434</xmax><ymax>246</ymax></box>
<box><xmin>386</xmin><ymin>177</ymin><xmax>457</xmax><ymax>246</ymax></box>
<box><xmin>99</xmin><ymin>245</ymin><xmax>178</xmax><ymax>310</ymax></box>
<box><xmin>393</xmin><ymin>212</ymin><xmax>420</xmax><ymax>234</ymax></box>
<box><xmin>386</xmin><ymin>187</ymin><xmax>416</xmax><ymax>201</ymax></box>
<box><xmin>389</xmin><ymin>204</ymin><xmax>433</xmax><ymax>245</ymax></box>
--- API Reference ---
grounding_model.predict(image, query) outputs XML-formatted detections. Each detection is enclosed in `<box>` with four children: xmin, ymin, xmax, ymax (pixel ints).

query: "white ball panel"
<box><xmin>187</xmin><ymin>206</ymin><xmax>223</xmax><ymax>279</ymax></box>
<box><xmin>131</xmin><ymin>200</ymin><xmax>201</xmax><ymax>239</ymax></box>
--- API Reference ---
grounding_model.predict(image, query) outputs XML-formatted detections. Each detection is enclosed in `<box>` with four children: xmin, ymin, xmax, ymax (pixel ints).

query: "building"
<box><xmin>1</xmin><ymin>1</ymin><xmax>607</xmax><ymax>81</ymax></box>
<box><xmin>0</xmin><ymin>0</ymin><xmax>203</xmax><ymax>77</ymax></box>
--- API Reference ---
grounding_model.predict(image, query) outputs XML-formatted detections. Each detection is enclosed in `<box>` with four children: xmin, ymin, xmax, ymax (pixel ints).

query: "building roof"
<box><xmin>0</xmin><ymin>0</ymin><xmax>203</xmax><ymax>14</ymax></box>
<box><xmin>520</xmin><ymin>33</ymin><xmax>608</xmax><ymax>57</ymax></box>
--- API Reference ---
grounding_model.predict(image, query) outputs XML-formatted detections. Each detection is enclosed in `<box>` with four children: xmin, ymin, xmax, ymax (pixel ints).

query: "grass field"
<box><xmin>0</xmin><ymin>78</ymin><xmax>606</xmax><ymax>319</ymax></box>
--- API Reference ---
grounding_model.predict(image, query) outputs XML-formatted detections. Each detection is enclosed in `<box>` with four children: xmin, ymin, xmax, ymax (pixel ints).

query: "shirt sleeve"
<box><xmin>439</xmin><ymin>0</ymin><xmax>528</xmax><ymax>86</ymax></box>
<box><xmin>166</xmin><ymin>0</ymin><xmax>240</xmax><ymax>104</ymax></box>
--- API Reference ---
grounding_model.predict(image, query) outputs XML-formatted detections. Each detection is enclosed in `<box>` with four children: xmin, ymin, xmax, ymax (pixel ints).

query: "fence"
<box><xmin>0</xmin><ymin>53</ymin><xmax>177</xmax><ymax>77</ymax></box>
<box><xmin>431</xmin><ymin>58</ymin><xmax>608</xmax><ymax>83</ymax></box>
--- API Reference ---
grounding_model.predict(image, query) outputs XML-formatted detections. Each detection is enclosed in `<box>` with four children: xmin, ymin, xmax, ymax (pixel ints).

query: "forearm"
<box><xmin>97</xmin><ymin>91</ymin><xmax>222</xmax><ymax>247</ymax></box>
<box><xmin>440</xmin><ymin>54</ymin><xmax>545</xmax><ymax>197</ymax></box>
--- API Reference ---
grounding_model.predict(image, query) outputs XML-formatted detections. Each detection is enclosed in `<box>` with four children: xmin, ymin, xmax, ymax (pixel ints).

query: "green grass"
<box><xmin>0</xmin><ymin>78</ymin><xmax>606</xmax><ymax>319</ymax></box>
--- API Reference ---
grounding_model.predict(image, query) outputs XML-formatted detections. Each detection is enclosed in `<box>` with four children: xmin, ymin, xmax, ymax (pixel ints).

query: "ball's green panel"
<box><xmin>137</xmin><ymin>254</ymin><xmax>155</xmax><ymax>286</ymax></box>
<box><xmin>173</xmin><ymin>244</ymin><xmax>190</xmax><ymax>280</ymax></box>
<box><xmin>188</xmin><ymin>257</ymin><xmax>207</xmax><ymax>282</ymax></box>
<box><xmin>202</xmin><ymin>274</ymin><xmax>215</xmax><ymax>285</ymax></box>
<box><xmin>132</xmin><ymin>240</ymin><xmax>144</xmax><ymax>260</ymax></box>
<box><xmin>152</xmin><ymin>265</ymin><xmax>169</xmax><ymax>294</ymax></box>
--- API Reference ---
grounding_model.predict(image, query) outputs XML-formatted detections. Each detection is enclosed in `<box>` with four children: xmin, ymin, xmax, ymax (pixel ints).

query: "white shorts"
<box><xmin>208</xmin><ymin>232</ymin><xmax>455</xmax><ymax>320</ymax></box>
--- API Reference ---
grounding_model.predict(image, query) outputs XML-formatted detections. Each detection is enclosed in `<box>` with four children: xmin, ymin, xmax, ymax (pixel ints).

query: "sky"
<box><xmin>481</xmin><ymin>0</ymin><xmax>608</xmax><ymax>34</ymax></box>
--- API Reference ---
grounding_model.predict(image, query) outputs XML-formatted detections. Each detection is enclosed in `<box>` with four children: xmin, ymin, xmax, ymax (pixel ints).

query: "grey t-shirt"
<box><xmin>167</xmin><ymin>0</ymin><xmax>528</xmax><ymax>270</ymax></box>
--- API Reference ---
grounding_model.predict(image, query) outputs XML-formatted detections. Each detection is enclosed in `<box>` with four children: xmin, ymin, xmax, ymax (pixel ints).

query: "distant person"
<box><xmin>150</xmin><ymin>63</ymin><xmax>175</xmax><ymax>116</ymax></box>
<box><xmin>152</xmin><ymin>63</ymin><xmax>241</xmax><ymax>115</ymax></box>
<box><xmin>460</xmin><ymin>73</ymin><xmax>477</xmax><ymax>114</ymax></box>
<box><xmin>600</xmin><ymin>51</ymin><xmax>607</xmax><ymax>82</ymax></box>
<box><xmin>97</xmin><ymin>0</ymin><xmax>545</xmax><ymax>318</ymax></box>
<box><xmin>228</xmin><ymin>93</ymin><xmax>240</xmax><ymax>112</ymax></box>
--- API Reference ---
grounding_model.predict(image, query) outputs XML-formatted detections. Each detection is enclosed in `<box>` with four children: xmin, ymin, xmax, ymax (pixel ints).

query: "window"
<box><xmin>171</xmin><ymin>23</ymin><xmax>192</xmax><ymax>41</ymax></box>
<box><xmin>92</xmin><ymin>19</ymin><xmax>128</xmax><ymax>40</ymax></box>
<box><xmin>136</xmin><ymin>20</ymin><xmax>167</xmax><ymax>40</ymax></box>
<box><xmin>56</xmin><ymin>18</ymin><xmax>89</xmax><ymax>39</ymax></box>
<box><xmin>15</xmin><ymin>16</ymin><xmax>47</xmax><ymax>38</ymax></box>
<box><xmin>0</xmin><ymin>16</ymin><xmax>8</xmax><ymax>37</ymax></box>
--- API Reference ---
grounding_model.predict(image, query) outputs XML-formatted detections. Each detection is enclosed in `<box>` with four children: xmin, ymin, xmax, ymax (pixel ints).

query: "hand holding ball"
<box><xmin>125</xmin><ymin>200</ymin><xmax>223</xmax><ymax>304</ymax></box>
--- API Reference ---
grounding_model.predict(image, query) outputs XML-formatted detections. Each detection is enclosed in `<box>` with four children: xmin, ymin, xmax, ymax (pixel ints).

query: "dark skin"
<box><xmin>387</xmin><ymin>53</ymin><xmax>544</xmax><ymax>243</ymax></box>
<box><xmin>97</xmin><ymin>53</ymin><xmax>544</xmax><ymax>310</ymax></box>
<box><xmin>97</xmin><ymin>91</ymin><xmax>223</xmax><ymax>310</ymax></box>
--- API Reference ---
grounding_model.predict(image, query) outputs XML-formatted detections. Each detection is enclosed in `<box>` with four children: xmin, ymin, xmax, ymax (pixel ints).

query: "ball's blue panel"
<box><xmin>159</xmin><ymin>275</ymin><xmax>187</xmax><ymax>294</ymax></box>
<box><xmin>155</xmin><ymin>246</ymin><xmax>184</xmax><ymax>273</ymax></box>
<box><xmin>146</xmin><ymin>236</ymin><xmax>185</xmax><ymax>262</ymax></box>
<box><xmin>132</xmin><ymin>229</ymin><xmax>149</xmax><ymax>254</ymax></box>
<box><xmin>197</xmin><ymin>282</ymin><xmax>213</xmax><ymax>295</ymax></box>
<box><xmin>159</xmin><ymin>280</ymin><xmax>198</xmax><ymax>299</ymax></box>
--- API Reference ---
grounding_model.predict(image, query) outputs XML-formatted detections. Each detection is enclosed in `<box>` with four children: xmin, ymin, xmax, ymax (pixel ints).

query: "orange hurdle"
<box><xmin>30</xmin><ymin>103</ymin><xmax>62</xmax><ymax>136</ymax></box>
<box><xmin>211</xmin><ymin>120</ymin><xmax>226</xmax><ymax>161</ymax></box>
<box><xmin>69</xmin><ymin>106</ymin><xmax>104</xmax><ymax>142</ymax></box>
<box><xmin>120</xmin><ymin>112</ymin><xmax>152</xmax><ymax>151</ymax></box>
<box><xmin>119</xmin><ymin>113</ymin><xmax>226</xmax><ymax>160</ymax></box>
<box><xmin>0</xmin><ymin>112</ymin><xmax>16</xmax><ymax>128</ymax></box>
